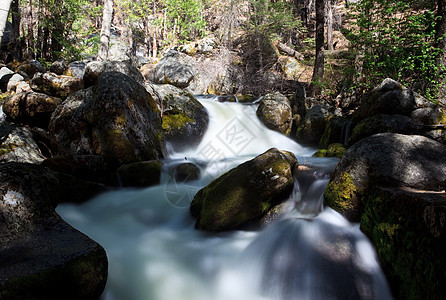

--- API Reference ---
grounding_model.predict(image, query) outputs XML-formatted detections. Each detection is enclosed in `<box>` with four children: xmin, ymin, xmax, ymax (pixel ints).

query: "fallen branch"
<box><xmin>276</xmin><ymin>41</ymin><xmax>304</xmax><ymax>60</ymax></box>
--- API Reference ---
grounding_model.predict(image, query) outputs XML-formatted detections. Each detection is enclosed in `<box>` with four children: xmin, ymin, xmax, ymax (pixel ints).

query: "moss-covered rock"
<box><xmin>313</xmin><ymin>143</ymin><xmax>347</xmax><ymax>159</ymax></box>
<box><xmin>147</xmin><ymin>83</ymin><xmax>208</xmax><ymax>150</ymax></box>
<box><xmin>49</xmin><ymin>72</ymin><xmax>167</xmax><ymax>167</ymax></box>
<box><xmin>256</xmin><ymin>92</ymin><xmax>293</xmax><ymax>136</ymax></box>
<box><xmin>190</xmin><ymin>148</ymin><xmax>297</xmax><ymax>231</ymax></box>
<box><xmin>319</xmin><ymin>116</ymin><xmax>351</xmax><ymax>148</ymax></box>
<box><xmin>154</xmin><ymin>50</ymin><xmax>196</xmax><ymax>88</ymax></box>
<box><xmin>324</xmin><ymin>133</ymin><xmax>446</xmax><ymax>222</ymax></box>
<box><xmin>296</xmin><ymin>105</ymin><xmax>332</xmax><ymax>145</ymax></box>
<box><xmin>83</xmin><ymin>61</ymin><xmax>144</xmax><ymax>88</ymax></box>
<box><xmin>360</xmin><ymin>187</ymin><xmax>446</xmax><ymax>300</ymax></box>
<box><xmin>117</xmin><ymin>160</ymin><xmax>162</xmax><ymax>187</ymax></box>
<box><xmin>174</xmin><ymin>162</ymin><xmax>201</xmax><ymax>182</ymax></box>
<box><xmin>0</xmin><ymin>162</ymin><xmax>108</xmax><ymax>299</ymax></box>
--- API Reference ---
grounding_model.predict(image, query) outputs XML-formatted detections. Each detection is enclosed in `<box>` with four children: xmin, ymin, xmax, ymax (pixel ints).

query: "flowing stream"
<box><xmin>56</xmin><ymin>97</ymin><xmax>392</xmax><ymax>300</ymax></box>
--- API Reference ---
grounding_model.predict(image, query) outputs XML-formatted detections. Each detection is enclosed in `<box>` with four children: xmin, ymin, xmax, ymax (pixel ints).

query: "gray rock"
<box><xmin>256</xmin><ymin>92</ymin><xmax>293</xmax><ymax>136</ymax></box>
<box><xmin>0</xmin><ymin>162</ymin><xmax>108</xmax><ymax>299</ymax></box>
<box><xmin>50</xmin><ymin>72</ymin><xmax>167</xmax><ymax>167</ymax></box>
<box><xmin>83</xmin><ymin>61</ymin><xmax>144</xmax><ymax>88</ymax></box>
<box><xmin>6</xmin><ymin>73</ymin><xmax>24</xmax><ymax>92</ymax></box>
<box><xmin>50</xmin><ymin>59</ymin><xmax>67</xmax><ymax>75</ymax></box>
<box><xmin>31</xmin><ymin>72</ymin><xmax>84</xmax><ymax>99</ymax></box>
<box><xmin>0</xmin><ymin>67</ymin><xmax>14</xmax><ymax>92</ymax></box>
<box><xmin>3</xmin><ymin>92</ymin><xmax>62</xmax><ymax>129</ymax></box>
<box><xmin>324</xmin><ymin>133</ymin><xmax>446</xmax><ymax>222</ymax></box>
<box><xmin>117</xmin><ymin>160</ymin><xmax>162</xmax><ymax>187</ymax></box>
<box><xmin>154</xmin><ymin>50</ymin><xmax>196</xmax><ymax>88</ymax></box>
<box><xmin>65</xmin><ymin>61</ymin><xmax>87</xmax><ymax>78</ymax></box>
<box><xmin>0</xmin><ymin>122</ymin><xmax>44</xmax><ymax>164</ymax></box>
<box><xmin>296</xmin><ymin>105</ymin><xmax>332</xmax><ymax>145</ymax></box>
<box><xmin>174</xmin><ymin>162</ymin><xmax>201</xmax><ymax>182</ymax></box>
<box><xmin>16</xmin><ymin>60</ymin><xmax>45</xmax><ymax>78</ymax></box>
<box><xmin>353</xmin><ymin>78</ymin><xmax>418</xmax><ymax>122</ymax></box>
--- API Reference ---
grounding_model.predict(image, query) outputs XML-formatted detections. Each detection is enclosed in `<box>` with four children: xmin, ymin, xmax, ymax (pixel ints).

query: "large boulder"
<box><xmin>49</xmin><ymin>72</ymin><xmax>167</xmax><ymax>167</ymax></box>
<box><xmin>190</xmin><ymin>148</ymin><xmax>297</xmax><ymax>231</ymax></box>
<box><xmin>154</xmin><ymin>50</ymin><xmax>196</xmax><ymax>88</ymax></box>
<box><xmin>324</xmin><ymin>133</ymin><xmax>446</xmax><ymax>222</ymax></box>
<box><xmin>0</xmin><ymin>162</ymin><xmax>108</xmax><ymax>299</ymax></box>
<box><xmin>296</xmin><ymin>105</ymin><xmax>332</xmax><ymax>145</ymax></box>
<box><xmin>0</xmin><ymin>121</ymin><xmax>44</xmax><ymax>164</ymax></box>
<box><xmin>318</xmin><ymin>116</ymin><xmax>351</xmax><ymax>148</ymax></box>
<box><xmin>348</xmin><ymin>114</ymin><xmax>420</xmax><ymax>146</ymax></box>
<box><xmin>0</xmin><ymin>66</ymin><xmax>14</xmax><ymax>92</ymax></box>
<box><xmin>16</xmin><ymin>60</ymin><xmax>45</xmax><ymax>78</ymax></box>
<box><xmin>146</xmin><ymin>84</ymin><xmax>208</xmax><ymax>150</ymax></box>
<box><xmin>117</xmin><ymin>160</ymin><xmax>162</xmax><ymax>187</ymax></box>
<box><xmin>31</xmin><ymin>72</ymin><xmax>84</xmax><ymax>99</ymax></box>
<box><xmin>3</xmin><ymin>92</ymin><xmax>62</xmax><ymax>129</ymax></box>
<box><xmin>360</xmin><ymin>186</ymin><xmax>446</xmax><ymax>300</ymax></box>
<box><xmin>353</xmin><ymin>78</ymin><xmax>418</xmax><ymax>122</ymax></box>
<box><xmin>256</xmin><ymin>92</ymin><xmax>293</xmax><ymax>136</ymax></box>
<box><xmin>83</xmin><ymin>61</ymin><xmax>144</xmax><ymax>88</ymax></box>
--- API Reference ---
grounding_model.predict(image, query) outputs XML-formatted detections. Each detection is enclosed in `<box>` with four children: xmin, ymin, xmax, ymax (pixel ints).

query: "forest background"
<box><xmin>1</xmin><ymin>0</ymin><xmax>446</xmax><ymax>101</ymax></box>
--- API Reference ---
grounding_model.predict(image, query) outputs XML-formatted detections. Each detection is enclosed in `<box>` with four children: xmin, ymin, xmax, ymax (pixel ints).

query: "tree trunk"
<box><xmin>25</xmin><ymin>0</ymin><xmax>35</xmax><ymax>59</ymax></box>
<box><xmin>97</xmin><ymin>0</ymin><xmax>113</xmax><ymax>61</ymax></box>
<box><xmin>309</xmin><ymin>0</ymin><xmax>325</xmax><ymax>97</ymax></box>
<box><xmin>436</xmin><ymin>0</ymin><xmax>446</xmax><ymax>67</ymax></box>
<box><xmin>0</xmin><ymin>0</ymin><xmax>13</xmax><ymax>44</ymax></box>
<box><xmin>11</xmin><ymin>0</ymin><xmax>20</xmax><ymax>60</ymax></box>
<box><xmin>327</xmin><ymin>0</ymin><xmax>334</xmax><ymax>51</ymax></box>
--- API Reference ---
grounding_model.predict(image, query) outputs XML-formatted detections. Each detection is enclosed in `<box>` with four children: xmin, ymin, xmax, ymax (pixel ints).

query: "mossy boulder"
<box><xmin>31</xmin><ymin>72</ymin><xmax>84</xmax><ymax>100</ymax></box>
<box><xmin>360</xmin><ymin>187</ymin><xmax>446</xmax><ymax>300</ymax></box>
<box><xmin>117</xmin><ymin>160</ymin><xmax>162</xmax><ymax>187</ymax></box>
<box><xmin>190</xmin><ymin>148</ymin><xmax>297</xmax><ymax>231</ymax></box>
<box><xmin>49</xmin><ymin>71</ymin><xmax>167</xmax><ymax>167</ymax></box>
<box><xmin>349</xmin><ymin>114</ymin><xmax>419</xmax><ymax>145</ymax></box>
<box><xmin>256</xmin><ymin>92</ymin><xmax>293</xmax><ymax>136</ymax></box>
<box><xmin>3</xmin><ymin>92</ymin><xmax>62</xmax><ymax>129</ymax></box>
<box><xmin>313</xmin><ymin>143</ymin><xmax>346</xmax><ymax>159</ymax></box>
<box><xmin>147</xmin><ymin>83</ymin><xmax>208</xmax><ymax>150</ymax></box>
<box><xmin>324</xmin><ymin>133</ymin><xmax>446</xmax><ymax>222</ymax></box>
<box><xmin>0</xmin><ymin>162</ymin><xmax>108</xmax><ymax>299</ymax></box>
<box><xmin>174</xmin><ymin>162</ymin><xmax>201</xmax><ymax>182</ymax></box>
<box><xmin>296</xmin><ymin>105</ymin><xmax>332</xmax><ymax>145</ymax></box>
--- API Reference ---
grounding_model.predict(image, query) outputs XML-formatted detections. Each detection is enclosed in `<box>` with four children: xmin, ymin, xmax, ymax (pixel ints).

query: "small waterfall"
<box><xmin>340</xmin><ymin>120</ymin><xmax>353</xmax><ymax>146</ymax></box>
<box><xmin>56</xmin><ymin>97</ymin><xmax>392</xmax><ymax>300</ymax></box>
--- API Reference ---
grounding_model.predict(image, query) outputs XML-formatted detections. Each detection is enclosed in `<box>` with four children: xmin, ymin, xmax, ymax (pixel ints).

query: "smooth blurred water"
<box><xmin>56</xmin><ymin>97</ymin><xmax>392</xmax><ymax>300</ymax></box>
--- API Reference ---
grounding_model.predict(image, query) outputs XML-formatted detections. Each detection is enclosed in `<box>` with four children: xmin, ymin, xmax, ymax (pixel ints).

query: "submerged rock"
<box><xmin>174</xmin><ymin>162</ymin><xmax>201</xmax><ymax>182</ymax></box>
<box><xmin>117</xmin><ymin>160</ymin><xmax>162</xmax><ymax>187</ymax></box>
<box><xmin>0</xmin><ymin>162</ymin><xmax>108</xmax><ymax>299</ymax></box>
<box><xmin>49</xmin><ymin>71</ymin><xmax>167</xmax><ymax>167</ymax></box>
<box><xmin>3</xmin><ymin>92</ymin><xmax>62</xmax><ymax>129</ymax></box>
<box><xmin>190</xmin><ymin>148</ymin><xmax>297</xmax><ymax>231</ymax></box>
<box><xmin>256</xmin><ymin>92</ymin><xmax>293</xmax><ymax>136</ymax></box>
<box><xmin>147</xmin><ymin>83</ymin><xmax>208</xmax><ymax>150</ymax></box>
<box><xmin>324</xmin><ymin>133</ymin><xmax>446</xmax><ymax>222</ymax></box>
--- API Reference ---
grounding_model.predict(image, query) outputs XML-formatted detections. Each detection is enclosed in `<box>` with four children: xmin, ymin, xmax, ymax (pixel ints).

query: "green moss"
<box><xmin>324</xmin><ymin>171</ymin><xmax>357</xmax><ymax>213</ymax></box>
<box><xmin>95</xmin><ymin>129</ymin><xmax>136</xmax><ymax>166</ymax></box>
<box><xmin>312</xmin><ymin>149</ymin><xmax>328</xmax><ymax>157</ymax></box>
<box><xmin>162</xmin><ymin>113</ymin><xmax>194</xmax><ymax>132</ymax></box>
<box><xmin>326</xmin><ymin>143</ymin><xmax>347</xmax><ymax>158</ymax></box>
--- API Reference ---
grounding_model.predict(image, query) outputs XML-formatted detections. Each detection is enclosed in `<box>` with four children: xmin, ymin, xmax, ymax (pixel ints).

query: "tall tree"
<box><xmin>309</xmin><ymin>0</ymin><xmax>325</xmax><ymax>97</ymax></box>
<box><xmin>436</xmin><ymin>0</ymin><xmax>446</xmax><ymax>67</ymax></box>
<box><xmin>0</xmin><ymin>0</ymin><xmax>13</xmax><ymax>44</ymax></box>
<box><xmin>98</xmin><ymin>0</ymin><xmax>114</xmax><ymax>61</ymax></box>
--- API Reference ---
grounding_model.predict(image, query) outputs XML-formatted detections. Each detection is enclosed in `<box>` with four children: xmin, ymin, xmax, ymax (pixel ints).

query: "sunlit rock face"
<box><xmin>49</xmin><ymin>71</ymin><xmax>167</xmax><ymax>167</ymax></box>
<box><xmin>191</xmin><ymin>148</ymin><xmax>297</xmax><ymax>231</ymax></box>
<box><xmin>0</xmin><ymin>162</ymin><xmax>108</xmax><ymax>299</ymax></box>
<box><xmin>256</xmin><ymin>92</ymin><xmax>293</xmax><ymax>136</ymax></box>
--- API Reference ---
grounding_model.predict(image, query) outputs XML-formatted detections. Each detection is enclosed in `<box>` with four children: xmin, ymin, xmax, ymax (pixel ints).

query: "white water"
<box><xmin>56</xmin><ymin>97</ymin><xmax>392</xmax><ymax>300</ymax></box>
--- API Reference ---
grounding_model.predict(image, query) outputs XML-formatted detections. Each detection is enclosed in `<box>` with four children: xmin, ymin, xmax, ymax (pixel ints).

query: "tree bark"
<box><xmin>0</xmin><ymin>0</ymin><xmax>13</xmax><ymax>44</ymax></box>
<box><xmin>327</xmin><ymin>0</ymin><xmax>335</xmax><ymax>51</ymax></box>
<box><xmin>309</xmin><ymin>0</ymin><xmax>325</xmax><ymax>97</ymax></box>
<box><xmin>97</xmin><ymin>0</ymin><xmax>113</xmax><ymax>61</ymax></box>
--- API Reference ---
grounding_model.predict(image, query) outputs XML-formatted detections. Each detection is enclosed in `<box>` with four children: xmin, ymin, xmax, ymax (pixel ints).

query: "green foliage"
<box><xmin>165</xmin><ymin>0</ymin><xmax>208</xmax><ymax>43</ymax></box>
<box><xmin>345</xmin><ymin>0</ymin><xmax>443</xmax><ymax>99</ymax></box>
